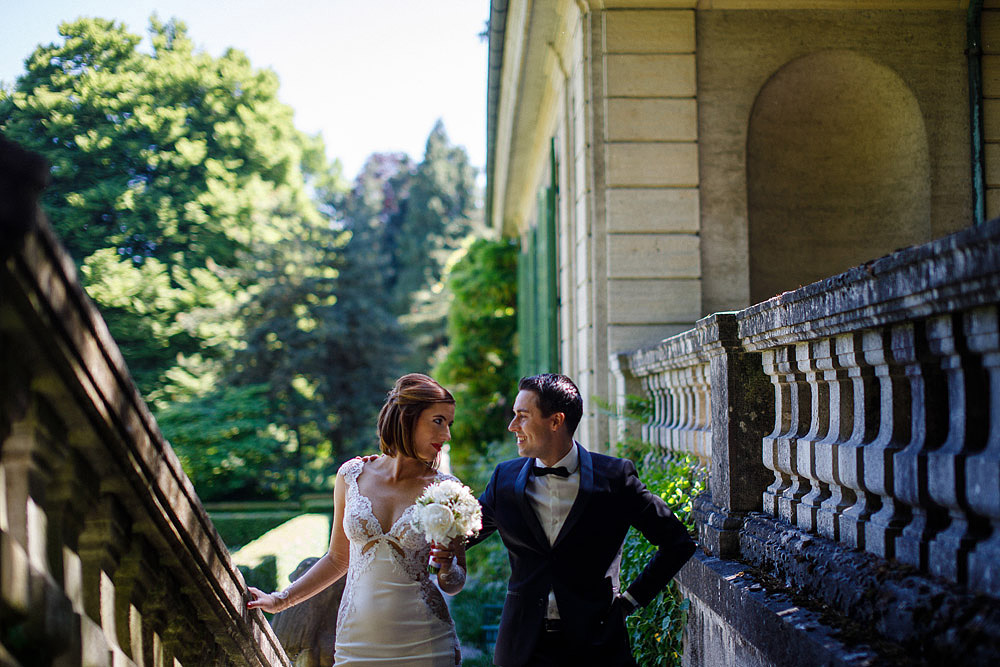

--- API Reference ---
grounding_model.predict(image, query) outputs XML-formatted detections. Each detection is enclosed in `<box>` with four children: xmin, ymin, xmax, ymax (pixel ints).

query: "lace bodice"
<box><xmin>337</xmin><ymin>458</ymin><xmax>458</xmax><ymax>631</ymax></box>
<box><xmin>340</xmin><ymin>458</ymin><xmax>445</xmax><ymax>577</ymax></box>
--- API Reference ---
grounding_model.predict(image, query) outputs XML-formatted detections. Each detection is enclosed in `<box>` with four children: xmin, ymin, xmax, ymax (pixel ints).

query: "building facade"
<box><xmin>490</xmin><ymin>0</ymin><xmax>993</xmax><ymax>449</ymax></box>
<box><xmin>489</xmin><ymin>1</ymin><xmax>1000</xmax><ymax>663</ymax></box>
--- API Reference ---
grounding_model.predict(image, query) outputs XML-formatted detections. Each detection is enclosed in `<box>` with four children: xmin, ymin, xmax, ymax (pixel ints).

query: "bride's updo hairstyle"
<box><xmin>377</xmin><ymin>373</ymin><xmax>455</xmax><ymax>459</ymax></box>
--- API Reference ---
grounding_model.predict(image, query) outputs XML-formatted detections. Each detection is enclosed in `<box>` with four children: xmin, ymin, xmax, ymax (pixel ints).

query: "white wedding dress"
<box><xmin>334</xmin><ymin>458</ymin><xmax>459</xmax><ymax>666</ymax></box>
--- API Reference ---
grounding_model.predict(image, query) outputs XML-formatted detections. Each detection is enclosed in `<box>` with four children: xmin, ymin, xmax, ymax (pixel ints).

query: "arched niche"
<box><xmin>747</xmin><ymin>50</ymin><xmax>931</xmax><ymax>304</ymax></box>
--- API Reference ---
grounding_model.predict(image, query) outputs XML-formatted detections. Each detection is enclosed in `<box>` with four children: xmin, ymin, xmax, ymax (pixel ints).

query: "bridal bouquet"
<box><xmin>410</xmin><ymin>479</ymin><xmax>482</xmax><ymax>546</ymax></box>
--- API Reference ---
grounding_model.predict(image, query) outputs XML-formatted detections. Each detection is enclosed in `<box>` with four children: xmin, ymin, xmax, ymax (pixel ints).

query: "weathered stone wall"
<box><xmin>621</xmin><ymin>218</ymin><xmax>1000</xmax><ymax>664</ymax></box>
<box><xmin>601</xmin><ymin>8</ymin><xmax>702</xmax><ymax>353</ymax></box>
<box><xmin>0</xmin><ymin>139</ymin><xmax>289</xmax><ymax>665</ymax></box>
<box><xmin>491</xmin><ymin>2</ymin><xmax>980</xmax><ymax>453</ymax></box>
<box><xmin>697</xmin><ymin>8</ymin><xmax>972</xmax><ymax>313</ymax></box>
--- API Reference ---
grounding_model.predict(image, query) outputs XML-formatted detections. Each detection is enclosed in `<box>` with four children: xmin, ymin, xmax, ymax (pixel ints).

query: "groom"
<box><xmin>470</xmin><ymin>373</ymin><xmax>696</xmax><ymax>667</ymax></box>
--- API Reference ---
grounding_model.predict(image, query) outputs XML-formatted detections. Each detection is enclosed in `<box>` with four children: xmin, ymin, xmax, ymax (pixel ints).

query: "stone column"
<box><xmin>697</xmin><ymin>314</ymin><xmax>773</xmax><ymax>558</ymax></box>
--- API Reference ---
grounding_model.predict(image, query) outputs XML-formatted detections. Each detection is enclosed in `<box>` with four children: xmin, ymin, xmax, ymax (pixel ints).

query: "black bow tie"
<box><xmin>532</xmin><ymin>465</ymin><xmax>570</xmax><ymax>478</ymax></box>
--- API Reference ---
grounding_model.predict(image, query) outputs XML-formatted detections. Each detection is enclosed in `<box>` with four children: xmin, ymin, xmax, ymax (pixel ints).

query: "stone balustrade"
<box><xmin>1</xmin><ymin>139</ymin><xmax>289</xmax><ymax>666</ymax></box>
<box><xmin>617</xmin><ymin>218</ymin><xmax>1000</xmax><ymax>661</ymax></box>
<box><xmin>619</xmin><ymin>218</ymin><xmax>1000</xmax><ymax>594</ymax></box>
<box><xmin>613</xmin><ymin>314</ymin><xmax>774</xmax><ymax>558</ymax></box>
<box><xmin>737</xmin><ymin>218</ymin><xmax>1000</xmax><ymax>594</ymax></box>
<box><xmin>620</xmin><ymin>324</ymin><xmax>714</xmax><ymax>467</ymax></box>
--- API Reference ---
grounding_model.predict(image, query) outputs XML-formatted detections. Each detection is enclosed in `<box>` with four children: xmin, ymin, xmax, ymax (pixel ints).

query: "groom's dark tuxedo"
<box><xmin>472</xmin><ymin>442</ymin><xmax>696</xmax><ymax>666</ymax></box>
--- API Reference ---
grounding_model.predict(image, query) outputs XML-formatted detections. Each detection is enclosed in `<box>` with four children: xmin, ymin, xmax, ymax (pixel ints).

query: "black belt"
<box><xmin>543</xmin><ymin>618</ymin><xmax>564</xmax><ymax>633</ymax></box>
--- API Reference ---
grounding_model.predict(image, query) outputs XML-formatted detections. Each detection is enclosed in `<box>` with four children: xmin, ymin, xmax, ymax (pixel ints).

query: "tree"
<box><xmin>317</xmin><ymin>133</ymin><xmax>479</xmax><ymax>456</ymax></box>
<box><xmin>155</xmin><ymin>383</ymin><xmax>286</xmax><ymax>501</ymax></box>
<box><xmin>391</xmin><ymin>122</ymin><xmax>479</xmax><ymax>370</ymax></box>
<box><xmin>322</xmin><ymin>153</ymin><xmax>412</xmax><ymax>456</ymax></box>
<box><xmin>389</xmin><ymin>120</ymin><xmax>477</xmax><ymax>312</ymax></box>
<box><xmin>433</xmin><ymin>238</ymin><xmax>519</xmax><ymax>473</ymax></box>
<box><xmin>0</xmin><ymin>16</ymin><xmax>324</xmax><ymax>394</ymax></box>
<box><xmin>0</xmin><ymin>16</ymin><xmax>349</xmax><ymax>499</ymax></box>
<box><xmin>0</xmin><ymin>19</ymin><xmax>487</xmax><ymax>498</ymax></box>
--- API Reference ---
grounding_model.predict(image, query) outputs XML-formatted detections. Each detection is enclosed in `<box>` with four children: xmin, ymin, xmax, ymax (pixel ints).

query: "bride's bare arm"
<box><xmin>247</xmin><ymin>470</ymin><xmax>351</xmax><ymax>613</ymax></box>
<box><xmin>432</xmin><ymin>538</ymin><xmax>467</xmax><ymax>596</ymax></box>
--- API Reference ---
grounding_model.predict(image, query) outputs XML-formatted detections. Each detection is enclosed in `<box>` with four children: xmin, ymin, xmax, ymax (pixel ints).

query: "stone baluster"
<box><xmin>677</xmin><ymin>367</ymin><xmax>694</xmax><ymax>455</ymax></box>
<box><xmin>44</xmin><ymin>445</ymin><xmax>97</xmax><ymax>667</ymax></box>
<box><xmin>762</xmin><ymin>347</ymin><xmax>791</xmax><ymax>516</ymax></box>
<box><xmin>161</xmin><ymin>603</ymin><xmax>206</xmax><ymax>666</ymax></box>
<box><xmin>1</xmin><ymin>410</ymin><xmax>76</xmax><ymax>663</ymax></box>
<box><xmin>112</xmin><ymin>538</ymin><xmax>158</xmax><ymax>663</ymax></box>
<box><xmin>814</xmin><ymin>334</ymin><xmax>857</xmax><ymax>542</ymax></box>
<box><xmin>661</xmin><ymin>369</ymin><xmax>675</xmax><ymax>453</ymax></box>
<box><xmin>795</xmin><ymin>340</ymin><xmax>832</xmax><ymax>533</ymax></box>
<box><xmin>666</xmin><ymin>369</ymin><xmax>683</xmax><ymax>453</ymax></box>
<box><xmin>689</xmin><ymin>364</ymin><xmax>702</xmax><ymax>461</ymax></box>
<box><xmin>694</xmin><ymin>362</ymin><xmax>713</xmax><ymax>463</ymax></box>
<box><xmin>966</xmin><ymin>305</ymin><xmax>1000</xmax><ymax>594</ymax></box>
<box><xmin>781</xmin><ymin>345</ymin><xmax>811</xmax><ymax>525</ymax></box>
<box><xmin>761</xmin><ymin>345</ymin><xmax>809</xmax><ymax>522</ymax></box>
<box><xmin>894</xmin><ymin>321</ymin><xmax>950</xmax><ymax>571</ymax></box>
<box><xmin>78</xmin><ymin>494</ymin><xmax>130</xmax><ymax>662</ymax></box>
<box><xmin>836</xmin><ymin>333</ymin><xmax>881</xmax><ymax>551</ymax></box>
<box><xmin>46</xmin><ymin>448</ymin><xmax>98</xmax><ymax>599</ymax></box>
<box><xmin>142</xmin><ymin>584</ymin><xmax>172</xmax><ymax>666</ymax></box>
<box><xmin>926</xmin><ymin>314</ymin><xmax>989</xmax><ymax>584</ymax></box>
<box><xmin>862</xmin><ymin>327</ymin><xmax>912</xmax><ymax>559</ymax></box>
<box><xmin>641</xmin><ymin>373</ymin><xmax>665</xmax><ymax>452</ymax></box>
<box><xmin>2</xmin><ymin>418</ymin><xmax>55</xmax><ymax>579</ymax></box>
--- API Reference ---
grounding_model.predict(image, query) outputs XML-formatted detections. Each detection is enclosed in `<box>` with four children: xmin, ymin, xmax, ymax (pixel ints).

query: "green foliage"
<box><xmin>0</xmin><ymin>17</ymin><xmax>325</xmax><ymax>396</ymax></box>
<box><xmin>1</xmin><ymin>17</ymin><xmax>484</xmax><ymax>503</ymax></box>
<box><xmin>621</xmin><ymin>454</ymin><xmax>704</xmax><ymax>666</ymax></box>
<box><xmin>434</xmin><ymin>238</ymin><xmax>519</xmax><ymax>474</ymax></box>
<box><xmin>156</xmin><ymin>383</ymin><xmax>287</xmax><ymax>500</ymax></box>
<box><xmin>448</xmin><ymin>440</ymin><xmax>514</xmax><ymax>659</ymax></box>
<box><xmin>391</xmin><ymin>121</ymin><xmax>477</xmax><ymax>312</ymax></box>
<box><xmin>227</xmin><ymin>221</ymin><xmax>356</xmax><ymax>489</ymax></box>
<box><xmin>394</xmin><ymin>121</ymin><xmax>479</xmax><ymax>370</ymax></box>
<box><xmin>0</xmin><ymin>16</ymin><xmax>360</xmax><ymax>500</ymax></box>
<box><xmin>238</xmin><ymin>555</ymin><xmax>278</xmax><ymax>595</ymax></box>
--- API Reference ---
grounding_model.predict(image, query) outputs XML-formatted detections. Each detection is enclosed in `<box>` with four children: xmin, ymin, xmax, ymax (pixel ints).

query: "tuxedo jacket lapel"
<box><xmin>553</xmin><ymin>442</ymin><xmax>593</xmax><ymax>548</ymax></box>
<box><xmin>514</xmin><ymin>457</ymin><xmax>550</xmax><ymax>549</ymax></box>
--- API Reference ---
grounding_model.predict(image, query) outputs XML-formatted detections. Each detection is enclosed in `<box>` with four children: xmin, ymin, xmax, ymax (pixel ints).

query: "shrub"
<box><xmin>238</xmin><ymin>554</ymin><xmax>278</xmax><ymax>595</ymax></box>
<box><xmin>621</xmin><ymin>454</ymin><xmax>704</xmax><ymax>666</ymax></box>
<box><xmin>448</xmin><ymin>440</ymin><xmax>513</xmax><ymax>658</ymax></box>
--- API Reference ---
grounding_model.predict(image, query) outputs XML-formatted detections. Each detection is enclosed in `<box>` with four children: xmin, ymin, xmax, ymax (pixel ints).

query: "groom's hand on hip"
<box><xmin>613</xmin><ymin>593</ymin><xmax>638</xmax><ymax>617</ymax></box>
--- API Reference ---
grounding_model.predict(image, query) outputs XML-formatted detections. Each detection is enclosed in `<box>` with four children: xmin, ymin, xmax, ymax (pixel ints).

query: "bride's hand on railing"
<box><xmin>247</xmin><ymin>586</ymin><xmax>290</xmax><ymax>614</ymax></box>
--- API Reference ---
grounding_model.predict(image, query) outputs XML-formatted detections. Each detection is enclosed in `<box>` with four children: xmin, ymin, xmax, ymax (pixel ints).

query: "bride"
<box><xmin>248</xmin><ymin>373</ymin><xmax>466</xmax><ymax>666</ymax></box>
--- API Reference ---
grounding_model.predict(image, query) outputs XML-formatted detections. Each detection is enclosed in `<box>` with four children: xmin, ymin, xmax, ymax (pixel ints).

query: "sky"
<box><xmin>0</xmin><ymin>0</ymin><xmax>489</xmax><ymax>181</ymax></box>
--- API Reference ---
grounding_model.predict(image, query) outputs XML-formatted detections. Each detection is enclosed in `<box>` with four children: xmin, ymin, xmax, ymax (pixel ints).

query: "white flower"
<box><xmin>420</xmin><ymin>504</ymin><xmax>455</xmax><ymax>542</ymax></box>
<box><xmin>410</xmin><ymin>478</ymin><xmax>483</xmax><ymax>545</ymax></box>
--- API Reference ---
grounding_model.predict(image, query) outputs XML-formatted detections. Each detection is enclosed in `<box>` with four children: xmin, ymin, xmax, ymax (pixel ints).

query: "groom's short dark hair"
<box><xmin>519</xmin><ymin>373</ymin><xmax>583</xmax><ymax>437</ymax></box>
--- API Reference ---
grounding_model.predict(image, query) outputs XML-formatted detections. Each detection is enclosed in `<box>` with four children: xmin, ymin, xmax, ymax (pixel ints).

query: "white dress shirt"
<box><xmin>526</xmin><ymin>444</ymin><xmax>580</xmax><ymax>619</ymax></box>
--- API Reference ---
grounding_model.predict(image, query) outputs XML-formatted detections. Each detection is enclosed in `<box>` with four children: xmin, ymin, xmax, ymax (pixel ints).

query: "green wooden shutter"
<box><xmin>516</xmin><ymin>141</ymin><xmax>560</xmax><ymax>377</ymax></box>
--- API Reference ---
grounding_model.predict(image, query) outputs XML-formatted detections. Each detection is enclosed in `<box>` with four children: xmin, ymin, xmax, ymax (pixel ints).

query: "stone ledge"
<box><xmin>1</xmin><ymin>137</ymin><xmax>290</xmax><ymax>665</ymax></box>
<box><xmin>626</xmin><ymin>312</ymin><xmax>739</xmax><ymax>373</ymax></box>
<box><xmin>738</xmin><ymin>217</ymin><xmax>1000</xmax><ymax>349</ymax></box>
<box><xmin>739</xmin><ymin>514</ymin><xmax>1000</xmax><ymax>665</ymax></box>
<box><xmin>676</xmin><ymin>549</ymin><xmax>884</xmax><ymax>666</ymax></box>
